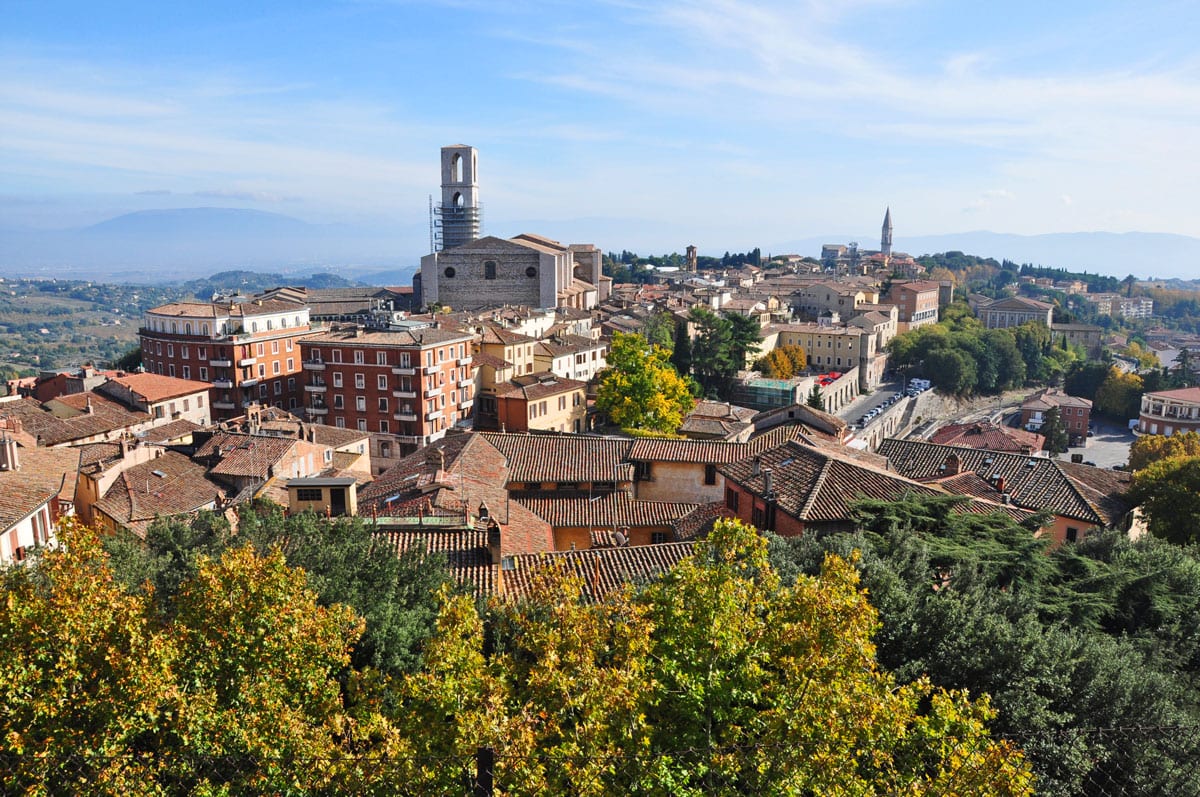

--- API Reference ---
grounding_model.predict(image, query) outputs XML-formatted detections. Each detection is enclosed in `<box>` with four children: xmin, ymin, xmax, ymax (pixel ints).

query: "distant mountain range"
<box><xmin>2</xmin><ymin>207</ymin><xmax>1196</xmax><ymax>284</ymax></box>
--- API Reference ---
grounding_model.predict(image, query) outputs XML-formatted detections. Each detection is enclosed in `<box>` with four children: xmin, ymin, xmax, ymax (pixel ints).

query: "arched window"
<box><xmin>451</xmin><ymin>153</ymin><xmax>462</xmax><ymax>183</ymax></box>
<box><xmin>171</xmin><ymin>322</ymin><xmax>177</xmax><ymax>334</ymax></box>
<box><xmin>267</xmin><ymin>319</ymin><xmax>273</xmax><ymax>330</ymax></box>
<box><xmin>184</xmin><ymin>323</ymin><xmax>192</xmax><ymax>335</ymax></box>
<box><xmin>252</xmin><ymin>322</ymin><xmax>258</xmax><ymax>332</ymax></box>
<box><xmin>484</xmin><ymin>261</ymin><xmax>497</xmax><ymax>280</ymax></box>
<box><xmin>452</xmin><ymin>192</ymin><xmax>464</xmax><ymax>208</ymax></box>
<box><xmin>202</xmin><ymin>323</ymin><xmax>209</xmax><ymax>335</ymax></box>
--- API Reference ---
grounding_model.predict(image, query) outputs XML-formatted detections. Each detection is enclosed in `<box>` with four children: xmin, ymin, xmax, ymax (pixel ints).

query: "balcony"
<box><xmin>458</xmin><ymin>377</ymin><xmax>474</xmax><ymax>388</ymax></box>
<box><xmin>212</xmin><ymin>400</ymin><xmax>236</xmax><ymax>411</ymax></box>
<box><xmin>459</xmin><ymin>399</ymin><xmax>474</xmax><ymax>410</ymax></box>
<box><xmin>426</xmin><ymin>385</ymin><xmax>443</xmax><ymax>398</ymax></box>
<box><xmin>307</xmin><ymin>405</ymin><xmax>330</xmax><ymax>417</ymax></box>
<box><xmin>395</xmin><ymin>412</ymin><xmax>418</xmax><ymax>422</ymax></box>
<box><xmin>423</xmin><ymin>365</ymin><xmax>439</xmax><ymax>375</ymax></box>
<box><xmin>238</xmin><ymin>357</ymin><xmax>257</xmax><ymax>367</ymax></box>
<box><xmin>212</xmin><ymin>378</ymin><xmax>233</xmax><ymax>389</ymax></box>
<box><xmin>392</xmin><ymin>365</ymin><xmax>416</xmax><ymax>375</ymax></box>
<box><xmin>305</xmin><ymin>383</ymin><xmax>327</xmax><ymax>393</ymax></box>
<box><xmin>394</xmin><ymin>434</ymin><xmax>424</xmax><ymax>445</ymax></box>
<box><xmin>393</xmin><ymin>389</ymin><xmax>418</xmax><ymax>399</ymax></box>
<box><xmin>457</xmin><ymin>355</ymin><xmax>473</xmax><ymax>366</ymax></box>
<box><xmin>426</xmin><ymin>410</ymin><xmax>443</xmax><ymax>421</ymax></box>
<box><xmin>241</xmin><ymin>378</ymin><xmax>260</xmax><ymax>388</ymax></box>
<box><xmin>303</xmin><ymin>359</ymin><xmax>326</xmax><ymax>371</ymax></box>
<box><xmin>209</xmin><ymin>358</ymin><xmax>233</xmax><ymax>367</ymax></box>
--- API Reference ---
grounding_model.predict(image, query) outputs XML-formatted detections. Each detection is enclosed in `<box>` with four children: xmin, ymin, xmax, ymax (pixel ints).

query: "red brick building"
<box><xmin>299</xmin><ymin>323</ymin><xmax>477</xmax><ymax>450</ymax></box>
<box><xmin>140</xmin><ymin>298</ymin><xmax>318</xmax><ymax>420</ymax></box>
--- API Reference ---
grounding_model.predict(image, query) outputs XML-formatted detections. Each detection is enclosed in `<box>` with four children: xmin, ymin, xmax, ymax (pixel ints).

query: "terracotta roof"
<box><xmin>193</xmin><ymin>432</ymin><xmax>299</xmax><ymax>480</ymax></box>
<box><xmin>102</xmin><ymin>373</ymin><xmax>212</xmax><ymax>403</ymax></box>
<box><xmin>360</xmin><ymin>434</ymin><xmax>555</xmax><ymax>557</ymax></box>
<box><xmin>479</xmin><ymin>433</ymin><xmax>635</xmax><ymax>483</ymax></box>
<box><xmin>142</xmin><ymin>419</ymin><xmax>202</xmax><ymax>444</ymax></box>
<box><xmin>494</xmin><ymin>373</ymin><xmax>587</xmax><ymax>400</ymax></box>
<box><xmin>472</xmin><ymin>351</ymin><xmax>512</xmax><ymax>369</ymax></box>
<box><xmin>0</xmin><ymin>446</ymin><xmax>79</xmax><ymax>531</ymax></box>
<box><xmin>1143</xmin><ymin>386</ymin><xmax>1200</xmax><ymax>403</ymax></box>
<box><xmin>502</xmin><ymin>542</ymin><xmax>696</xmax><ymax>602</ymax></box>
<box><xmin>1021</xmin><ymin>388</ymin><xmax>1092</xmax><ymax>412</ymax></box>
<box><xmin>479</xmin><ymin>325</ymin><xmax>538</xmax><ymax>346</ymax></box>
<box><xmin>302</xmin><ymin>325</ymin><xmax>474</xmax><ymax>348</ymax></box>
<box><xmin>93</xmin><ymin>450</ymin><xmax>225</xmax><ymax>538</ymax></box>
<box><xmin>672</xmin><ymin>502</ymin><xmax>735</xmax><ymax>541</ymax></box>
<box><xmin>373</xmin><ymin>524</ymin><xmax>496</xmax><ymax>595</ymax></box>
<box><xmin>515</xmin><ymin>492</ymin><xmax>699</xmax><ymax>529</ymax></box>
<box><xmin>628</xmin><ymin>424</ymin><xmax>807</xmax><ymax>464</ymax></box>
<box><xmin>1</xmin><ymin>395</ymin><xmax>150</xmax><ymax>446</ymax></box>
<box><xmin>876</xmin><ymin>439</ymin><xmax>1126</xmax><ymax>526</ymax></box>
<box><xmin>929</xmin><ymin>421</ymin><xmax>1044</xmax><ymax>453</ymax></box>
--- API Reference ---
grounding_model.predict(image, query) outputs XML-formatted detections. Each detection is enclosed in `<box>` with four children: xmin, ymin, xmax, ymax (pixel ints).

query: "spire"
<box><xmin>881</xmin><ymin>207</ymin><xmax>893</xmax><ymax>257</ymax></box>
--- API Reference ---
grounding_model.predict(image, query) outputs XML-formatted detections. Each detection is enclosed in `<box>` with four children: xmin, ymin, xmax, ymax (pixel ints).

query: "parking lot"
<box><xmin>1065</xmin><ymin>417</ymin><xmax>1136</xmax><ymax>470</ymax></box>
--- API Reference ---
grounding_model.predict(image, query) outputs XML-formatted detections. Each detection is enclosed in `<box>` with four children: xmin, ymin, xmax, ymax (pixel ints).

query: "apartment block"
<box><xmin>140</xmin><ymin>298</ymin><xmax>319</xmax><ymax>420</ymax></box>
<box><xmin>299</xmin><ymin>323</ymin><xmax>477</xmax><ymax>448</ymax></box>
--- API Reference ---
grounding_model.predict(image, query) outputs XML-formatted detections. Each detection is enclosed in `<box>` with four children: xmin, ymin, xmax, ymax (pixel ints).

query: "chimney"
<box><xmin>752</xmin><ymin>456</ymin><xmax>761</xmax><ymax>477</ymax></box>
<box><xmin>85</xmin><ymin>395</ymin><xmax>94</xmax><ymax>414</ymax></box>
<box><xmin>0</xmin><ymin>434</ymin><xmax>19</xmax><ymax>472</ymax></box>
<box><xmin>943</xmin><ymin>453</ymin><xmax>960</xmax><ymax>476</ymax></box>
<box><xmin>425</xmin><ymin>445</ymin><xmax>445</xmax><ymax>475</ymax></box>
<box><xmin>994</xmin><ymin>475</ymin><xmax>1006</xmax><ymax>494</ymax></box>
<box><xmin>763</xmin><ymin>468</ymin><xmax>774</xmax><ymax>497</ymax></box>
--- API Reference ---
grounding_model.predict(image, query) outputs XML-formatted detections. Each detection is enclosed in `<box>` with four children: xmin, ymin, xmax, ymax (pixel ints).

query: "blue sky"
<box><xmin>5</xmin><ymin>0</ymin><xmax>1200</xmax><ymax>255</ymax></box>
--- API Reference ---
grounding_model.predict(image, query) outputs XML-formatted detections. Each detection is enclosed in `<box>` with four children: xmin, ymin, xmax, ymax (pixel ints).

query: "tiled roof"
<box><xmin>303</xmin><ymin>325</ymin><xmax>474</xmax><ymax>348</ymax></box>
<box><xmin>193</xmin><ymin>432</ymin><xmax>298</xmax><ymax>480</ymax></box>
<box><xmin>876</xmin><ymin>438</ymin><xmax>1125</xmax><ymax>526</ymax></box>
<box><xmin>1</xmin><ymin>395</ymin><xmax>150</xmax><ymax>446</ymax></box>
<box><xmin>472</xmin><ymin>350</ymin><xmax>512</xmax><ymax>369</ymax></box>
<box><xmin>479</xmin><ymin>433</ymin><xmax>635</xmax><ymax>483</ymax></box>
<box><xmin>93</xmin><ymin>450</ymin><xmax>225</xmax><ymax>538</ymax></box>
<box><xmin>0</xmin><ymin>446</ymin><xmax>79</xmax><ymax>531</ymax></box>
<box><xmin>1021</xmin><ymin>388</ymin><xmax>1092</xmax><ymax>411</ymax></box>
<box><xmin>929</xmin><ymin>421</ymin><xmax>1044</xmax><ymax>453</ymax></box>
<box><xmin>494</xmin><ymin>373</ymin><xmax>587</xmax><ymax>400</ymax></box>
<box><xmin>628</xmin><ymin>424</ymin><xmax>807</xmax><ymax>464</ymax></box>
<box><xmin>372</xmin><ymin>525</ymin><xmax>496</xmax><ymax>595</ymax></box>
<box><xmin>672</xmin><ymin>502</ymin><xmax>735</xmax><ymax>542</ymax></box>
<box><xmin>515</xmin><ymin>492</ymin><xmax>699</xmax><ymax>529</ymax></box>
<box><xmin>142</xmin><ymin>419</ymin><xmax>202</xmax><ymax>444</ymax></box>
<box><xmin>360</xmin><ymin>434</ymin><xmax>555</xmax><ymax>557</ymax></box>
<box><xmin>502</xmin><ymin>542</ymin><xmax>696</xmax><ymax>602</ymax></box>
<box><xmin>479</xmin><ymin>325</ymin><xmax>538</xmax><ymax>346</ymax></box>
<box><xmin>1144</xmin><ymin>386</ymin><xmax>1200</xmax><ymax>403</ymax></box>
<box><xmin>102</xmin><ymin>373</ymin><xmax>212</xmax><ymax>402</ymax></box>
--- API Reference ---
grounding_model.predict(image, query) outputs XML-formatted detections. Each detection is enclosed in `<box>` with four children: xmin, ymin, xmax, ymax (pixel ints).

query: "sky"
<box><xmin>5</xmin><ymin>0</ymin><xmax>1200</xmax><ymax>257</ymax></box>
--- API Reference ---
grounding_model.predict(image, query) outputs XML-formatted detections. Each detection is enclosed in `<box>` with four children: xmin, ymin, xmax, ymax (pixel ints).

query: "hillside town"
<box><xmin>6</xmin><ymin>146</ymin><xmax>1200</xmax><ymax>796</ymax></box>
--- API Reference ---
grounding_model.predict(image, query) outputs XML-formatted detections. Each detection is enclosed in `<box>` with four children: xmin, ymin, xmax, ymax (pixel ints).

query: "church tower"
<box><xmin>881</xmin><ymin>207</ymin><xmax>893</xmax><ymax>257</ymax></box>
<box><xmin>433</xmin><ymin>145</ymin><xmax>480</xmax><ymax>251</ymax></box>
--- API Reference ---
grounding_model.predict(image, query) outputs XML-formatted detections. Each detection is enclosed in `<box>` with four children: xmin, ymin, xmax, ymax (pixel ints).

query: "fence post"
<box><xmin>474</xmin><ymin>747</ymin><xmax>494</xmax><ymax>797</ymax></box>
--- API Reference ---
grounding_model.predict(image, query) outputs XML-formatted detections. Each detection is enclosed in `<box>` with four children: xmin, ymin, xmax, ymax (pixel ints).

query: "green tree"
<box><xmin>1065</xmin><ymin>361</ymin><xmax>1114</xmax><ymax>400</ymax></box>
<box><xmin>725</xmin><ymin>312</ymin><xmax>762</xmax><ymax>370</ymax></box>
<box><xmin>596</xmin><ymin>331</ymin><xmax>695</xmax><ymax>433</ymax></box>
<box><xmin>670</xmin><ymin>319</ymin><xmax>693</xmax><ymax>378</ymax></box>
<box><xmin>806</xmin><ymin>383</ymin><xmax>824</xmax><ymax>410</ymax></box>
<box><xmin>1039</xmin><ymin>406</ymin><xmax>1069</xmax><ymax>454</ymax></box>
<box><xmin>1131</xmin><ymin>456</ymin><xmax>1200</xmax><ymax>545</ymax></box>
<box><xmin>688</xmin><ymin>307</ymin><xmax>736</xmax><ymax>395</ymax></box>
<box><xmin>926</xmin><ymin>347</ymin><xmax>977</xmax><ymax>395</ymax></box>
<box><xmin>640</xmin><ymin>310</ymin><xmax>676</xmax><ymax>352</ymax></box>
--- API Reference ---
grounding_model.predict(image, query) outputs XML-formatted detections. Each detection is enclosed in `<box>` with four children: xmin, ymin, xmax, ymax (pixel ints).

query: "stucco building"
<box><xmin>1137</xmin><ymin>387</ymin><xmax>1200</xmax><ymax>436</ymax></box>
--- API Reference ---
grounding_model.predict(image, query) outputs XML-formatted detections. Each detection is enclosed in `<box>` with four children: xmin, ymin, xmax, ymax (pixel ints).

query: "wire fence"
<box><xmin>4</xmin><ymin>725</ymin><xmax>1199</xmax><ymax>796</ymax></box>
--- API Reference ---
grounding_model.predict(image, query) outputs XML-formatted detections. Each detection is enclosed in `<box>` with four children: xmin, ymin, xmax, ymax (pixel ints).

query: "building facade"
<box><xmin>1138</xmin><ymin>387</ymin><xmax>1200</xmax><ymax>436</ymax></box>
<box><xmin>884</xmin><ymin>280</ymin><xmax>941</xmax><ymax>332</ymax></box>
<box><xmin>299</xmin><ymin>324</ymin><xmax>476</xmax><ymax>448</ymax></box>
<box><xmin>978</xmin><ymin>296</ymin><xmax>1054</xmax><ymax>329</ymax></box>
<box><xmin>140</xmin><ymin>299</ymin><xmax>318</xmax><ymax>420</ymax></box>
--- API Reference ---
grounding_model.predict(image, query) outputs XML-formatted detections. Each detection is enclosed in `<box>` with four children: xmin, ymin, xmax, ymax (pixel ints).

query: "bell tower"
<box><xmin>881</xmin><ymin>207</ymin><xmax>893</xmax><ymax>258</ymax></box>
<box><xmin>432</xmin><ymin>145</ymin><xmax>480</xmax><ymax>251</ymax></box>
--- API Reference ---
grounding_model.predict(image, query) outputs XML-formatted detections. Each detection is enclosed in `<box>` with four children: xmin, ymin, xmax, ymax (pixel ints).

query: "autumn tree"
<box><xmin>1094</xmin><ymin>369</ymin><xmax>1143</xmax><ymax>419</ymax></box>
<box><xmin>754</xmin><ymin>344</ymin><xmax>807</xmax><ymax>378</ymax></box>
<box><xmin>1129</xmin><ymin>431</ymin><xmax>1200</xmax><ymax>472</ymax></box>
<box><xmin>596</xmin><ymin>331</ymin><xmax>695</xmax><ymax>434</ymax></box>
